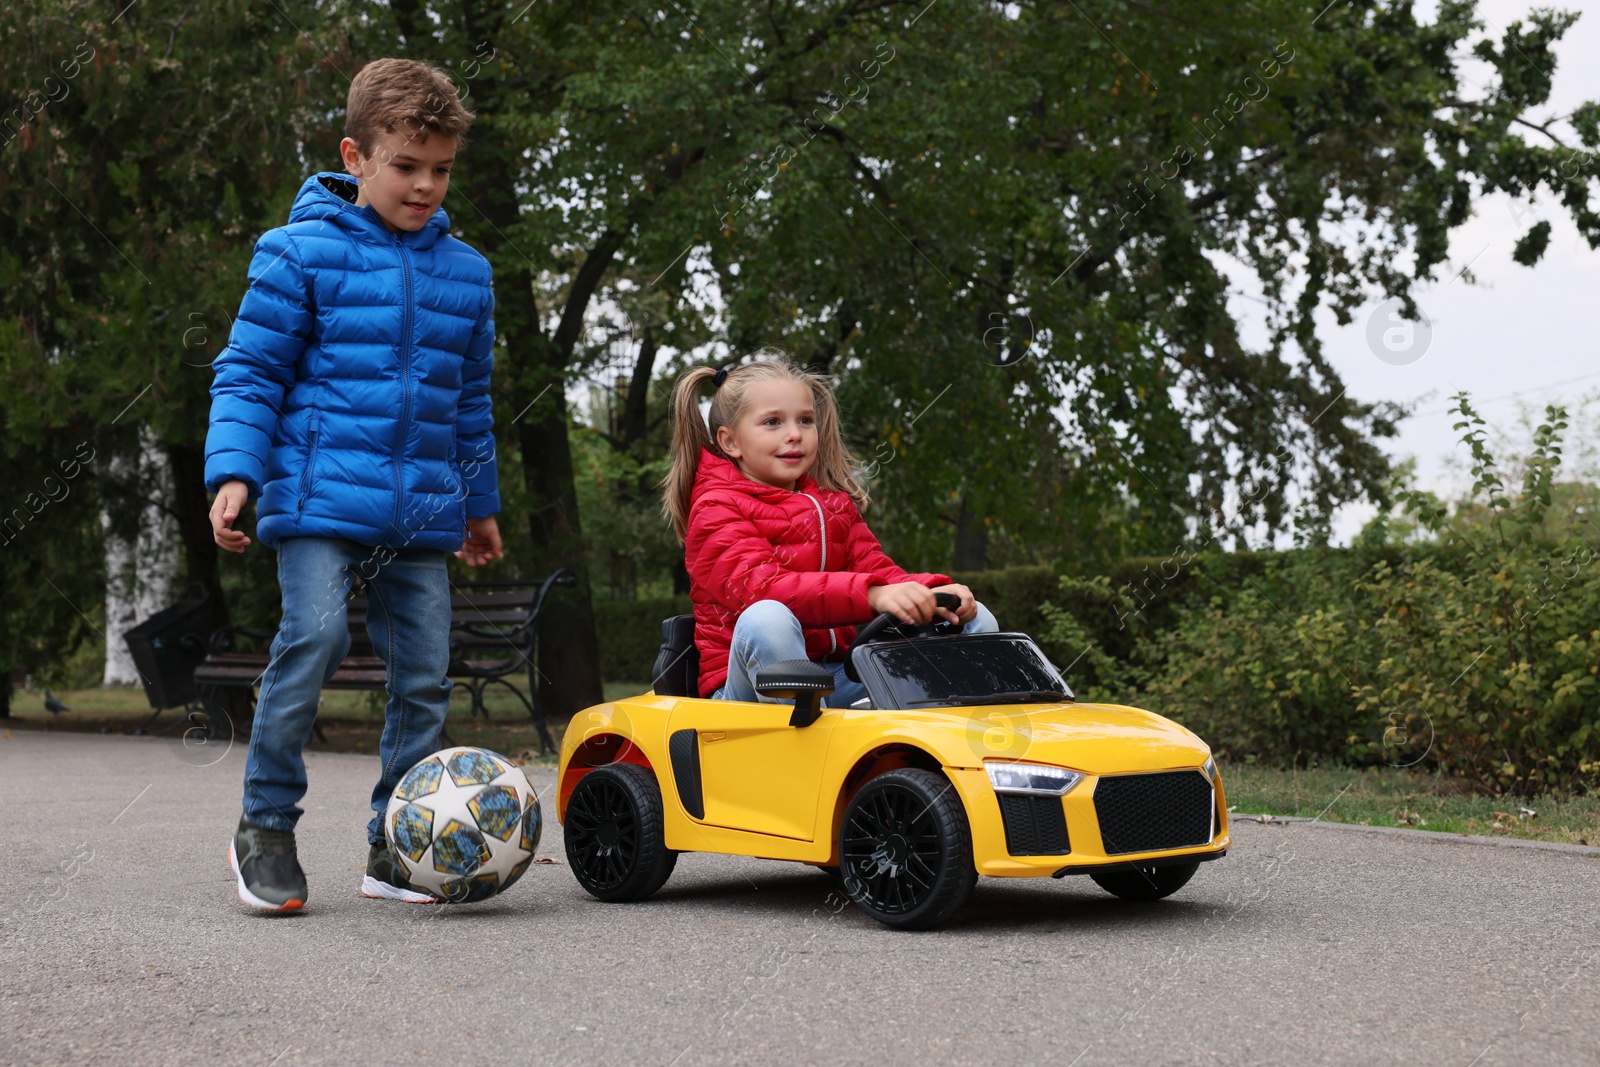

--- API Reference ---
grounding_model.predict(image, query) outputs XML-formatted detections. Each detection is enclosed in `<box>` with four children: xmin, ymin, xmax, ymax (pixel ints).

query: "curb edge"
<box><xmin>1232</xmin><ymin>813</ymin><xmax>1600</xmax><ymax>857</ymax></box>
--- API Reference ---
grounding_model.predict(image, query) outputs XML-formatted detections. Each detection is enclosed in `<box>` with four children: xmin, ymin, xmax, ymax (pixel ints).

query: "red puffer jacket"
<box><xmin>685</xmin><ymin>448</ymin><xmax>950</xmax><ymax>697</ymax></box>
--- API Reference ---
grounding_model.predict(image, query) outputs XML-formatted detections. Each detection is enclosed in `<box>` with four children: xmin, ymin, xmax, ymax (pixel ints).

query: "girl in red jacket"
<box><xmin>661</xmin><ymin>358</ymin><xmax>998</xmax><ymax>706</ymax></box>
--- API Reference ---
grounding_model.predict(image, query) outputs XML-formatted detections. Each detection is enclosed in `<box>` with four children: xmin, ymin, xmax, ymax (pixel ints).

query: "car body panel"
<box><xmin>558</xmin><ymin>690</ymin><xmax>1230</xmax><ymax>878</ymax></box>
<box><xmin>665</xmin><ymin>701</ymin><xmax>836</xmax><ymax>841</ymax></box>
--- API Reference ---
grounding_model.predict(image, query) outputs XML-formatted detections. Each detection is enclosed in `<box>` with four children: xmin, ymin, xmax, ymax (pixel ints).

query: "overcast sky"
<box><xmin>1305</xmin><ymin>0</ymin><xmax>1600</xmax><ymax>541</ymax></box>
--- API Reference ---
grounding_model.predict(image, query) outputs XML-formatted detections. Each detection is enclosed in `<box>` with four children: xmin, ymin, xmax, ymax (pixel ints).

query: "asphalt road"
<box><xmin>3</xmin><ymin>730</ymin><xmax>1598</xmax><ymax>1067</ymax></box>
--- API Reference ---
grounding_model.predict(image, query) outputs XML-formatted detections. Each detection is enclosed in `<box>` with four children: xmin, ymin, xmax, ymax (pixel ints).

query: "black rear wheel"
<box><xmin>563</xmin><ymin>763</ymin><xmax>677</xmax><ymax>902</ymax></box>
<box><xmin>1090</xmin><ymin>860</ymin><xmax>1200</xmax><ymax>901</ymax></box>
<box><xmin>839</xmin><ymin>768</ymin><xmax>976</xmax><ymax>930</ymax></box>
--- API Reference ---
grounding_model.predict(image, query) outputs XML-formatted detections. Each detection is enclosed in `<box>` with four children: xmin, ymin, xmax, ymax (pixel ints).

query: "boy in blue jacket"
<box><xmin>205</xmin><ymin>58</ymin><xmax>502</xmax><ymax>911</ymax></box>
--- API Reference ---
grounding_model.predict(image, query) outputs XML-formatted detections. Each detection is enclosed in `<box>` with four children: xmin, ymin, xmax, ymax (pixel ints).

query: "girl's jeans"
<box><xmin>241</xmin><ymin>537</ymin><xmax>452</xmax><ymax>846</ymax></box>
<box><xmin>712</xmin><ymin>598</ymin><xmax>999</xmax><ymax>708</ymax></box>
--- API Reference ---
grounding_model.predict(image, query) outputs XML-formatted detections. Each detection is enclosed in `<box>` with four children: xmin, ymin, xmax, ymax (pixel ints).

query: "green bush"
<box><xmin>1042</xmin><ymin>397</ymin><xmax>1600</xmax><ymax>795</ymax></box>
<box><xmin>1129</xmin><ymin>552</ymin><xmax>1390</xmax><ymax>766</ymax></box>
<box><xmin>594</xmin><ymin>596</ymin><xmax>690</xmax><ymax>685</ymax></box>
<box><xmin>1349</xmin><ymin>399</ymin><xmax>1600</xmax><ymax>793</ymax></box>
<box><xmin>948</xmin><ymin>566</ymin><xmax>1057</xmax><ymax>645</ymax></box>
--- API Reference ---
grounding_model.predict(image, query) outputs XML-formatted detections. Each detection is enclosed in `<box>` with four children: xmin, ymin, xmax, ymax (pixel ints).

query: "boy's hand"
<box><xmin>209</xmin><ymin>481</ymin><xmax>252</xmax><ymax>553</ymax></box>
<box><xmin>457</xmin><ymin>516</ymin><xmax>503</xmax><ymax>567</ymax></box>
<box><xmin>865</xmin><ymin>581</ymin><xmax>938</xmax><ymax>626</ymax></box>
<box><xmin>929</xmin><ymin>583</ymin><xmax>977</xmax><ymax>624</ymax></box>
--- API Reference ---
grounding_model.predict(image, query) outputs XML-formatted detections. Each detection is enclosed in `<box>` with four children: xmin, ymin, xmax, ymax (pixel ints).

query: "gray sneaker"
<box><xmin>229</xmin><ymin>816</ymin><xmax>308</xmax><ymax>912</ymax></box>
<box><xmin>362</xmin><ymin>842</ymin><xmax>438</xmax><ymax>903</ymax></box>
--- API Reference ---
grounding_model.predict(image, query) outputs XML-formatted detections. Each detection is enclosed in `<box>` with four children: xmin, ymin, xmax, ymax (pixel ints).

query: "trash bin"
<box><xmin>124</xmin><ymin>592</ymin><xmax>210</xmax><ymax>710</ymax></box>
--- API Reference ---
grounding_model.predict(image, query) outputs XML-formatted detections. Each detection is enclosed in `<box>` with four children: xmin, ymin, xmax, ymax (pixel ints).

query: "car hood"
<box><xmin>869</xmin><ymin>700</ymin><xmax>1210</xmax><ymax>776</ymax></box>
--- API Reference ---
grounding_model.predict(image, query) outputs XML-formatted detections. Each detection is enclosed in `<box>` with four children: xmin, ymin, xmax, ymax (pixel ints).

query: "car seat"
<box><xmin>651</xmin><ymin>614</ymin><xmax>699</xmax><ymax>697</ymax></box>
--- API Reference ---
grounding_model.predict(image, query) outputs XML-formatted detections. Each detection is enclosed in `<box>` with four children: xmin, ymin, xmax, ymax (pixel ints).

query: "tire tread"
<box><xmin>840</xmin><ymin>767</ymin><xmax>976</xmax><ymax>930</ymax></box>
<box><xmin>564</xmin><ymin>762</ymin><xmax>677</xmax><ymax>903</ymax></box>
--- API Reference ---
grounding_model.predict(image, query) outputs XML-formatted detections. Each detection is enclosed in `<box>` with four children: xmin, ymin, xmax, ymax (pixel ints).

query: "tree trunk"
<box><xmin>166</xmin><ymin>443</ymin><xmax>255</xmax><ymax>730</ymax></box>
<box><xmin>388</xmin><ymin>0</ymin><xmax>646</xmax><ymax>716</ymax></box>
<box><xmin>952</xmin><ymin>495</ymin><xmax>989</xmax><ymax>572</ymax></box>
<box><xmin>104</xmin><ymin>432</ymin><xmax>180</xmax><ymax>685</ymax></box>
<box><xmin>517</xmin><ymin>369</ymin><xmax>605</xmax><ymax>715</ymax></box>
<box><xmin>618</xmin><ymin>326</ymin><xmax>657</xmax><ymax>450</ymax></box>
<box><xmin>165</xmin><ymin>443</ymin><xmax>232</xmax><ymax>633</ymax></box>
<box><xmin>458</xmin><ymin>83</ymin><xmax>606</xmax><ymax>720</ymax></box>
<box><xmin>390</xmin><ymin>0</ymin><xmax>610</xmax><ymax>718</ymax></box>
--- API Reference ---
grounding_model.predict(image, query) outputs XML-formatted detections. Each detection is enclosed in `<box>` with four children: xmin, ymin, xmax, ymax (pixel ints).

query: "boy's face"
<box><xmin>716</xmin><ymin>379</ymin><xmax>818</xmax><ymax>492</ymax></box>
<box><xmin>339</xmin><ymin>128</ymin><xmax>456</xmax><ymax>233</ymax></box>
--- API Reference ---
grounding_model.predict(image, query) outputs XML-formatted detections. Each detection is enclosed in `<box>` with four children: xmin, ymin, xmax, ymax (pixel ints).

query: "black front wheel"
<box><xmin>563</xmin><ymin>763</ymin><xmax>678</xmax><ymax>902</ymax></box>
<box><xmin>1090</xmin><ymin>860</ymin><xmax>1200</xmax><ymax>901</ymax></box>
<box><xmin>839</xmin><ymin>768</ymin><xmax>976</xmax><ymax>930</ymax></box>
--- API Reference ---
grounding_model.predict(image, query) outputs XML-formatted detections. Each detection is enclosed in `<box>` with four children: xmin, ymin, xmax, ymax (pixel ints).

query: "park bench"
<box><xmin>191</xmin><ymin>571</ymin><xmax>576</xmax><ymax>754</ymax></box>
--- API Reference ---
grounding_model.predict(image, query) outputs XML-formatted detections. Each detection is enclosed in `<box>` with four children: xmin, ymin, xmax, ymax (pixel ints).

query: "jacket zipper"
<box><xmin>297</xmin><ymin>413</ymin><xmax>321</xmax><ymax>510</ymax></box>
<box><xmin>392</xmin><ymin>237</ymin><xmax>414</xmax><ymax>534</ymax></box>
<box><xmin>800</xmin><ymin>491</ymin><xmax>837</xmax><ymax>654</ymax></box>
<box><xmin>450</xmin><ymin>438</ymin><xmax>465</xmax><ymax>528</ymax></box>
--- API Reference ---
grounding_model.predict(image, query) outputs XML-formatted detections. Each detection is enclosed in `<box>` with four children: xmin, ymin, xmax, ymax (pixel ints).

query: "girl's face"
<box><xmin>716</xmin><ymin>379</ymin><xmax>818</xmax><ymax>491</ymax></box>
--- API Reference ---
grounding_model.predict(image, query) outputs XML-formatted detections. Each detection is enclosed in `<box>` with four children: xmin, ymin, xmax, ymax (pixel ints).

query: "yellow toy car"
<box><xmin>556</xmin><ymin>594</ymin><xmax>1230</xmax><ymax>929</ymax></box>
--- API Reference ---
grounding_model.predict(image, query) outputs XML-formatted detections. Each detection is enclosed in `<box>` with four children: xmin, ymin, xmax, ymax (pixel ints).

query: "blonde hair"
<box><xmin>346</xmin><ymin>58</ymin><xmax>474</xmax><ymax>155</ymax></box>
<box><xmin>660</xmin><ymin>357</ymin><xmax>868</xmax><ymax>542</ymax></box>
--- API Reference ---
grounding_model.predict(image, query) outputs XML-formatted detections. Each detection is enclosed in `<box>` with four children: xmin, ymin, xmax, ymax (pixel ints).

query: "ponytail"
<box><xmin>660</xmin><ymin>365</ymin><xmax>722</xmax><ymax>542</ymax></box>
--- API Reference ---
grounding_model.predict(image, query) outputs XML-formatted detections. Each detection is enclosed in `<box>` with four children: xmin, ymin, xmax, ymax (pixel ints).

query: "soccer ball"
<box><xmin>384</xmin><ymin>746</ymin><xmax>542</xmax><ymax>903</ymax></box>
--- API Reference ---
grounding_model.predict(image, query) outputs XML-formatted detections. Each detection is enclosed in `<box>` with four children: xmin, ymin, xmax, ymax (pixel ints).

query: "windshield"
<box><xmin>854</xmin><ymin>633</ymin><xmax>1072</xmax><ymax>709</ymax></box>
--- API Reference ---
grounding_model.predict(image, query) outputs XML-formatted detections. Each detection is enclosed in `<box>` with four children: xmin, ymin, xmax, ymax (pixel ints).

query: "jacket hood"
<box><xmin>691</xmin><ymin>447</ymin><xmax>820</xmax><ymax>506</ymax></box>
<box><xmin>287</xmin><ymin>173</ymin><xmax>451</xmax><ymax>250</ymax></box>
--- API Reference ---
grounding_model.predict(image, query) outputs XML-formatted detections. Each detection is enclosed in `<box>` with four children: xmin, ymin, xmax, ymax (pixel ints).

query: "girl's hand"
<box><xmin>865</xmin><ymin>581</ymin><xmax>938</xmax><ymax>625</ymax></box>
<box><xmin>929</xmin><ymin>583</ymin><xmax>977</xmax><ymax>624</ymax></box>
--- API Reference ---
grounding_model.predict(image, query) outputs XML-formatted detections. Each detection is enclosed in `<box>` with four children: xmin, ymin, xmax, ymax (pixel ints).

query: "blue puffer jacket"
<box><xmin>205</xmin><ymin>173</ymin><xmax>500</xmax><ymax>552</ymax></box>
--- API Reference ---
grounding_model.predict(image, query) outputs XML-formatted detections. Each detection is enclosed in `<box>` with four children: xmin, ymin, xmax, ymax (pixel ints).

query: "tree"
<box><xmin>374</xmin><ymin>0</ymin><xmax>1599</xmax><ymax>593</ymax></box>
<box><xmin>1</xmin><ymin>0</ymin><xmax>354</xmax><ymax>641</ymax></box>
<box><xmin>1</xmin><ymin>1</ymin><xmax>354</xmax><ymax>704</ymax></box>
<box><xmin>676</xmin><ymin>1</ymin><xmax>1599</xmax><ymax>564</ymax></box>
<box><xmin>5</xmin><ymin>0</ymin><xmax>1597</xmax><ymax>707</ymax></box>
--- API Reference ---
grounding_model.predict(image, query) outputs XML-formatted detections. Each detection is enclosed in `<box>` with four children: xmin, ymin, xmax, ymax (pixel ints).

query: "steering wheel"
<box><xmin>844</xmin><ymin>591</ymin><xmax>963</xmax><ymax>683</ymax></box>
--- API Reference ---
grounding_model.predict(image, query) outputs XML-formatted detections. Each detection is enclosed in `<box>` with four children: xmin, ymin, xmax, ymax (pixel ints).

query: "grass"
<box><xmin>10</xmin><ymin>686</ymin><xmax>1599</xmax><ymax>845</ymax></box>
<box><xmin>1221</xmin><ymin>762</ymin><xmax>1600</xmax><ymax>846</ymax></box>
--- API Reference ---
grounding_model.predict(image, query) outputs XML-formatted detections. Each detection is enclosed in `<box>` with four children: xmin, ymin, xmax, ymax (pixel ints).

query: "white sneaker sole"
<box><xmin>361</xmin><ymin>874</ymin><xmax>439</xmax><ymax>903</ymax></box>
<box><xmin>229</xmin><ymin>841</ymin><xmax>306</xmax><ymax>912</ymax></box>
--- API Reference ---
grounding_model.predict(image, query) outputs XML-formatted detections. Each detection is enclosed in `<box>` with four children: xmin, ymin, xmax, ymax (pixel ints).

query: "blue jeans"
<box><xmin>241</xmin><ymin>537</ymin><xmax>453</xmax><ymax>845</ymax></box>
<box><xmin>712</xmin><ymin>598</ymin><xmax>999</xmax><ymax>708</ymax></box>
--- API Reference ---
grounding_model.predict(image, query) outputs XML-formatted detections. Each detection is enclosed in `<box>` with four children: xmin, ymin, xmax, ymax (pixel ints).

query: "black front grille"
<box><xmin>1094</xmin><ymin>771</ymin><xmax>1214</xmax><ymax>855</ymax></box>
<box><xmin>998</xmin><ymin>794</ymin><xmax>1071</xmax><ymax>855</ymax></box>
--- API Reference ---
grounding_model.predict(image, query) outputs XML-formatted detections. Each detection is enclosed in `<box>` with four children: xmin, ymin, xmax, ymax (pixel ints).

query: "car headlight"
<box><xmin>985</xmin><ymin>761</ymin><xmax>1083</xmax><ymax>796</ymax></box>
<box><xmin>1201</xmin><ymin>756</ymin><xmax>1217</xmax><ymax>782</ymax></box>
